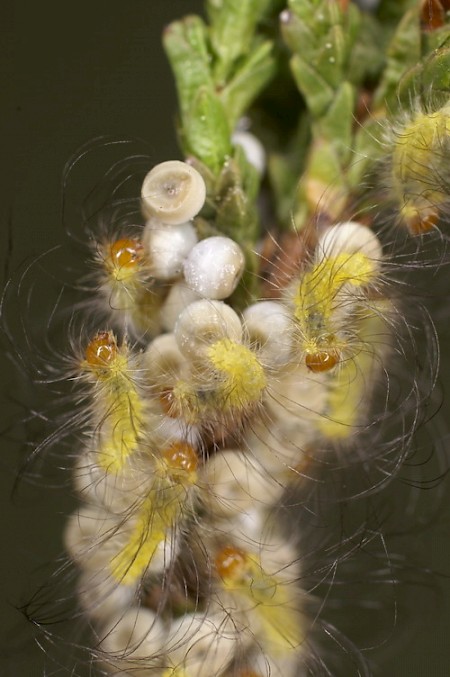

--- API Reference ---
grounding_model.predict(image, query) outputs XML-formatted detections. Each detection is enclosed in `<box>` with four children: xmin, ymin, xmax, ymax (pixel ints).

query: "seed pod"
<box><xmin>141</xmin><ymin>160</ymin><xmax>206</xmax><ymax>225</ymax></box>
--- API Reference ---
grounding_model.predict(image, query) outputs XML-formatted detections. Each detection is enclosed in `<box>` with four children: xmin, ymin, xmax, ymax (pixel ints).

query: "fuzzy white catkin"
<box><xmin>183</xmin><ymin>236</ymin><xmax>245</xmax><ymax>300</ymax></box>
<box><xmin>174</xmin><ymin>299</ymin><xmax>243</xmax><ymax>360</ymax></box>
<box><xmin>143</xmin><ymin>220</ymin><xmax>198</xmax><ymax>280</ymax></box>
<box><xmin>141</xmin><ymin>160</ymin><xmax>206</xmax><ymax>225</ymax></box>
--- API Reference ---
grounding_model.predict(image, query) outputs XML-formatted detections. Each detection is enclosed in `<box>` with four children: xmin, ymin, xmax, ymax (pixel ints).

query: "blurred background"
<box><xmin>3</xmin><ymin>1</ymin><xmax>450</xmax><ymax>675</ymax></box>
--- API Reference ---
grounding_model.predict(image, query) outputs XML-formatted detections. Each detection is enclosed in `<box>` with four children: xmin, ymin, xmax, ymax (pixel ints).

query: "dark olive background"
<box><xmin>3</xmin><ymin>1</ymin><xmax>450</xmax><ymax>675</ymax></box>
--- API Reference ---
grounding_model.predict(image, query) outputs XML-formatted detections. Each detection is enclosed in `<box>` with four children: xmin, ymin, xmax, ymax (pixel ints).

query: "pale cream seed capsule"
<box><xmin>141</xmin><ymin>160</ymin><xmax>206</xmax><ymax>225</ymax></box>
<box><xmin>143</xmin><ymin>220</ymin><xmax>198</xmax><ymax>280</ymax></box>
<box><xmin>183</xmin><ymin>236</ymin><xmax>245</xmax><ymax>300</ymax></box>
<box><xmin>174</xmin><ymin>300</ymin><xmax>242</xmax><ymax>360</ymax></box>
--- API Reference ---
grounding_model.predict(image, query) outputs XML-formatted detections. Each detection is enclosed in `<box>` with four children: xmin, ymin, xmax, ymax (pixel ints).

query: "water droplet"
<box><xmin>329</xmin><ymin>57</ymin><xmax>336</xmax><ymax>64</ymax></box>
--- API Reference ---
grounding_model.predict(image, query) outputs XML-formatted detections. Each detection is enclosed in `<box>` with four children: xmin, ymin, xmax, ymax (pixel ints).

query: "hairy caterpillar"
<box><xmin>4</xmin><ymin>1</ymin><xmax>450</xmax><ymax>676</ymax></box>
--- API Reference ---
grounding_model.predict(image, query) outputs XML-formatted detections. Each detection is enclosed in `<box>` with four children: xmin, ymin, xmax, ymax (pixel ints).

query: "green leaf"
<box><xmin>219</xmin><ymin>40</ymin><xmax>276</xmax><ymax>129</ymax></box>
<box><xmin>290</xmin><ymin>54</ymin><xmax>335</xmax><ymax>116</ymax></box>
<box><xmin>207</xmin><ymin>0</ymin><xmax>270</xmax><ymax>82</ymax></box>
<box><xmin>373</xmin><ymin>7</ymin><xmax>421</xmax><ymax>111</ymax></box>
<box><xmin>316</xmin><ymin>82</ymin><xmax>355</xmax><ymax>165</ymax></box>
<box><xmin>183</xmin><ymin>87</ymin><xmax>232</xmax><ymax>173</ymax></box>
<box><xmin>163</xmin><ymin>16</ymin><xmax>213</xmax><ymax>119</ymax></box>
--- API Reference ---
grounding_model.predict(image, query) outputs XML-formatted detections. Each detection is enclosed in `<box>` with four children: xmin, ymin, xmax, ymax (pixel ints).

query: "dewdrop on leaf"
<box><xmin>143</xmin><ymin>220</ymin><xmax>198</xmax><ymax>280</ymax></box>
<box><xmin>183</xmin><ymin>236</ymin><xmax>245</xmax><ymax>300</ymax></box>
<box><xmin>391</xmin><ymin>103</ymin><xmax>450</xmax><ymax>235</ymax></box>
<box><xmin>141</xmin><ymin>160</ymin><xmax>206</xmax><ymax>225</ymax></box>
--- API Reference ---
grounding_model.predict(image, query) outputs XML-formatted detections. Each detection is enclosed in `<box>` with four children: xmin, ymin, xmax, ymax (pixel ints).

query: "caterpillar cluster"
<box><xmin>5</xmin><ymin>2</ymin><xmax>450</xmax><ymax>676</ymax></box>
<box><xmin>49</xmin><ymin>136</ymin><xmax>442</xmax><ymax>675</ymax></box>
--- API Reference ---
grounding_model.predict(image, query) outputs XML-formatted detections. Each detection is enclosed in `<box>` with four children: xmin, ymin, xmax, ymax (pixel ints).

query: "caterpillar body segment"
<box><xmin>390</xmin><ymin>103</ymin><xmax>450</xmax><ymax>235</ymax></box>
<box><xmin>145</xmin><ymin>304</ymin><xmax>270</xmax><ymax>435</ymax></box>
<box><xmin>287</xmin><ymin>222</ymin><xmax>383</xmax><ymax>374</ymax></box>
<box><xmin>317</xmin><ymin>299</ymin><xmax>394</xmax><ymax>440</ymax></box>
<box><xmin>96</xmin><ymin>236</ymin><xmax>166</xmax><ymax>339</ymax></box>
<box><xmin>82</xmin><ymin>331</ymin><xmax>147</xmax><ymax>473</ymax></box>
<box><xmin>67</xmin><ymin>441</ymin><xmax>200</xmax><ymax>587</ymax></box>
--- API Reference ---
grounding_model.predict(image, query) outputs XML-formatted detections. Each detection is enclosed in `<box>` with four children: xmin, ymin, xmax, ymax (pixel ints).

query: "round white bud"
<box><xmin>160</xmin><ymin>281</ymin><xmax>202</xmax><ymax>331</ymax></box>
<box><xmin>174</xmin><ymin>300</ymin><xmax>242</xmax><ymax>360</ymax></box>
<box><xmin>64</xmin><ymin>506</ymin><xmax>115</xmax><ymax>570</ymax></box>
<box><xmin>243</xmin><ymin>301</ymin><xmax>294</xmax><ymax>368</ymax></box>
<box><xmin>77</xmin><ymin>569</ymin><xmax>136</xmax><ymax>623</ymax></box>
<box><xmin>144</xmin><ymin>332</ymin><xmax>186</xmax><ymax>381</ymax></box>
<box><xmin>167</xmin><ymin>612</ymin><xmax>243</xmax><ymax>676</ymax></box>
<box><xmin>183</xmin><ymin>236</ymin><xmax>245</xmax><ymax>300</ymax></box>
<box><xmin>99</xmin><ymin>607</ymin><xmax>166</xmax><ymax>671</ymax></box>
<box><xmin>232</xmin><ymin>129</ymin><xmax>266</xmax><ymax>174</ymax></box>
<box><xmin>317</xmin><ymin>221</ymin><xmax>382</xmax><ymax>267</ymax></box>
<box><xmin>201</xmin><ymin>449</ymin><xmax>284</xmax><ymax>518</ymax></box>
<box><xmin>143</xmin><ymin>220</ymin><xmax>197</xmax><ymax>280</ymax></box>
<box><xmin>141</xmin><ymin>160</ymin><xmax>206</xmax><ymax>225</ymax></box>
